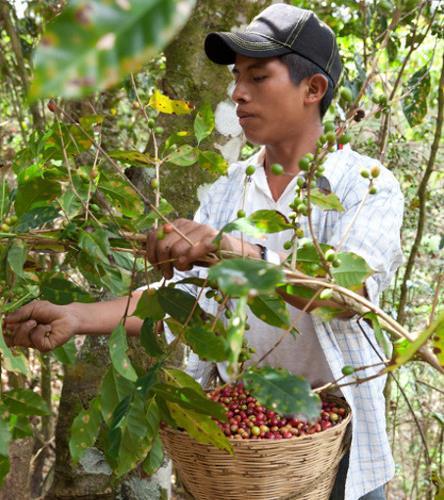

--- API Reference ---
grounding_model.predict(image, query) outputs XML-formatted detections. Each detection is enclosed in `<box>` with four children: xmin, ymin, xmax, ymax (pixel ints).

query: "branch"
<box><xmin>397</xmin><ymin>50</ymin><xmax>444</xmax><ymax>325</ymax></box>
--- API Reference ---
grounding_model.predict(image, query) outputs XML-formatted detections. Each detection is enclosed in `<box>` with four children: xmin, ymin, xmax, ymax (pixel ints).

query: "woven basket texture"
<box><xmin>161</xmin><ymin>395</ymin><xmax>351</xmax><ymax>500</ymax></box>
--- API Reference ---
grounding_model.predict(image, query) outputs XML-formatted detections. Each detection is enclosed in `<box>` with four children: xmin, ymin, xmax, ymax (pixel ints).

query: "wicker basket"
<box><xmin>161</xmin><ymin>395</ymin><xmax>351</xmax><ymax>500</ymax></box>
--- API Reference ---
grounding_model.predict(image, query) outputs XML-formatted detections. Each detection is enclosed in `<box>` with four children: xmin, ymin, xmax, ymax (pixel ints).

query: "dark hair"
<box><xmin>280</xmin><ymin>53</ymin><xmax>334</xmax><ymax>118</ymax></box>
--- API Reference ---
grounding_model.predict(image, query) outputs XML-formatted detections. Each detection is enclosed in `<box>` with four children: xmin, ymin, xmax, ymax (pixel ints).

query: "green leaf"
<box><xmin>0</xmin><ymin>325</ymin><xmax>28</xmax><ymax>376</ymax></box>
<box><xmin>0</xmin><ymin>456</ymin><xmax>10</xmax><ymax>486</ymax></box>
<box><xmin>183</xmin><ymin>325</ymin><xmax>227</xmax><ymax>362</ymax></box>
<box><xmin>109</xmin><ymin>324</ymin><xmax>138</xmax><ymax>382</ymax></box>
<box><xmin>157</xmin><ymin>287</ymin><xmax>203</xmax><ymax>324</ymax></box>
<box><xmin>15</xmin><ymin>206</ymin><xmax>60</xmax><ymax>232</ymax></box>
<box><xmin>142</xmin><ymin>434</ymin><xmax>164</xmax><ymax>476</ymax></box>
<box><xmin>69</xmin><ymin>398</ymin><xmax>102</xmax><ymax>462</ymax></box>
<box><xmin>99</xmin><ymin>172</ymin><xmax>144</xmax><ymax>218</ymax></box>
<box><xmin>79</xmin><ymin>228</ymin><xmax>111</xmax><ymax>264</ymax></box>
<box><xmin>108</xmin><ymin>150</ymin><xmax>154</xmax><ymax>166</ymax></box>
<box><xmin>107</xmin><ymin>393</ymin><xmax>152</xmax><ymax>477</ymax></box>
<box><xmin>208</xmin><ymin>259</ymin><xmax>284</xmax><ymax>297</ymax></box>
<box><xmin>162</xmin><ymin>367</ymin><xmax>204</xmax><ymax>394</ymax></box>
<box><xmin>140</xmin><ymin>319</ymin><xmax>164</xmax><ymax>358</ymax></box>
<box><xmin>14</xmin><ymin>175</ymin><xmax>62</xmax><ymax>217</ymax></box>
<box><xmin>242</xmin><ymin>367</ymin><xmax>321</xmax><ymax>422</ymax></box>
<box><xmin>402</xmin><ymin>66</ymin><xmax>431</xmax><ymax>127</ymax></box>
<box><xmin>363</xmin><ymin>312</ymin><xmax>392</xmax><ymax>358</ymax></box>
<box><xmin>40</xmin><ymin>275</ymin><xmax>94</xmax><ymax>305</ymax></box>
<box><xmin>10</xmin><ymin>415</ymin><xmax>33</xmax><ymax>440</ymax></box>
<box><xmin>220</xmin><ymin>210</ymin><xmax>291</xmax><ymax>241</ymax></box>
<box><xmin>226</xmin><ymin>296</ymin><xmax>247</xmax><ymax>374</ymax></box>
<box><xmin>310</xmin><ymin>188</ymin><xmax>344</xmax><ymax>212</ymax></box>
<box><xmin>58</xmin><ymin>191</ymin><xmax>83</xmax><ymax>219</ymax></box>
<box><xmin>30</xmin><ymin>0</ymin><xmax>195</xmax><ymax>100</ymax></box>
<box><xmin>388</xmin><ymin>311</ymin><xmax>444</xmax><ymax>372</ymax></box>
<box><xmin>155</xmin><ymin>384</ymin><xmax>226</xmax><ymax>420</ymax></box>
<box><xmin>331</xmin><ymin>251</ymin><xmax>374</xmax><ymax>289</ymax></box>
<box><xmin>7</xmin><ymin>241</ymin><xmax>27</xmax><ymax>278</ymax></box>
<box><xmin>166</xmin><ymin>145</ymin><xmax>198</xmax><ymax>166</ymax></box>
<box><xmin>294</xmin><ymin>241</ymin><xmax>330</xmax><ymax>277</ymax></box>
<box><xmin>248</xmin><ymin>294</ymin><xmax>290</xmax><ymax>328</ymax></box>
<box><xmin>194</xmin><ymin>102</ymin><xmax>214</xmax><ymax>144</ymax></box>
<box><xmin>2</xmin><ymin>389</ymin><xmax>50</xmax><ymax>416</ymax></box>
<box><xmin>167</xmin><ymin>402</ymin><xmax>232</xmax><ymax>453</ymax></box>
<box><xmin>198</xmin><ymin>150</ymin><xmax>228</xmax><ymax>175</ymax></box>
<box><xmin>52</xmin><ymin>338</ymin><xmax>78</xmax><ymax>365</ymax></box>
<box><xmin>100</xmin><ymin>366</ymin><xmax>135</xmax><ymax>423</ymax></box>
<box><xmin>134</xmin><ymin>198</ymin><xmax>174</xmax><ymax>232</ymax></box>
<box><xmin>133</xmin><ymin>290</ymin><xmax>164</xmax><ymax>321</ymax></box>
<box><xmin>136</xmin><ymin>362</ymin><xmax>162</xmax><ymax>397</ymax></box>
<box><xmin>0</xmin><ymin>419</ymin><xmax>11</xmax><ymax>457</ymax></box>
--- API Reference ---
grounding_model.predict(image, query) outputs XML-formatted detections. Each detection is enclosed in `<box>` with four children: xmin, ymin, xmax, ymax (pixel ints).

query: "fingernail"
<box><xmin>29</xmin><ymin>320</ymin><xmax>37</xmax><ymax>328</ymax></box>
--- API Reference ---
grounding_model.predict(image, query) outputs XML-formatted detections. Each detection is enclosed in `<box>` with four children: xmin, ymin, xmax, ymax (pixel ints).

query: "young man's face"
<box><xmin>231</xmin><ymin>54</ymin><xmax>308</xmax><ymax>146</ymax></box>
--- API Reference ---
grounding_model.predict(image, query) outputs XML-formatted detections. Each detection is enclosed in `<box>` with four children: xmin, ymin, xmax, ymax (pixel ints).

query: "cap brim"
<box><xmin>205</xmin><ymin>32</ymin><xmax>292</xmax><ymax>65</ymax></box>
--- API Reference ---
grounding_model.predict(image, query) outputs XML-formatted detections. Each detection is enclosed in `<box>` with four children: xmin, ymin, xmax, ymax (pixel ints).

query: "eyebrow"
<box><xmin>231</xmin><ymin>61</ymin><xmax>268</xmax><ymax>75</ymax></box>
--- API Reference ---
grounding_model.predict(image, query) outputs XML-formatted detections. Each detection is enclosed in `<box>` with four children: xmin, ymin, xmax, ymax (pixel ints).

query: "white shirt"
<box><xmin>172</xmin><ymin>145</ymin><xmax>404</xmax><ymax>500</ymax></box>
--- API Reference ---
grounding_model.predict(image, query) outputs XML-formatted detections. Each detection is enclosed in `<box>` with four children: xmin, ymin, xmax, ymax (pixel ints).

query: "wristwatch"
<box><xmin>257</xmin><ymin>244</ymin><xmax>281</xmax><ymax>265</ymax></box>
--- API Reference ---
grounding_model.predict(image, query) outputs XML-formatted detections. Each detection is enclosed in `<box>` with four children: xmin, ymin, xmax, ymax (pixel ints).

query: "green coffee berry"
<box><xmin>154</xmin><ymin>126</ymin><xmax>164</xmax><ymax>135</ymax></box>
<box><xmin>299</xmin><ymin>157</ymin><xmax>311</xmax><ymax>171</ymax></box>
<box><xmin>326</xmin><ymin>131</ymin><xmax>336</xmax><ymax>145</ymax></box>
<box><xmin>237</xmin><ymin>209</ymin><xmax>246</xmax><ymax>218</ymax></box>
<box><xmin>271</xmin><ymin>163</ymin><xmax>284</xmax><ymax>175</ymax></box>
<box><xmin>370</xmin><ymin>165</ymin><xmax>380</xmax><ymax>178</ymax></box>
<box><xmin>332</xmin><ymin>258</ymin><xmax>341</xmax><ymax>268</ymax></box>
<box><xmin>297</xmin><ymin>176</ymin><xmax>305</xmax><ymax>188</ymax></box>
<box><xmin>246</xmin><ymin>165</ymin><xmax>256</xmax><ymax>176</ymax></box>
<box><xmin>323</xmin><ymin>121</ymin><xmax>335</xmax><ymax>133</ymax></box>
<box><xmin>325</xmin><ymin>249</ymin><xmax>336</xmax><ymax>262</ymax></box>
<box><xmin>150</xmin><ymin>178</ymin><xmax>159</xmax><ymax>189</ymax></box>
<box><xmin>339</xmin><ymin>87</ymin><xmax>353</xmax><ymax>102</ymax></box>
<box><xmin>341</xmin><ymin>365</ymin><xmax>355</xmax><ymax>376</ymax></box>
<box><xmin>360</xmin><ymin>169</ymin><xmax>370</xmax><ymax>178</ymax></box>
<box><xmin>319</xmin><ymin>288</ymin><xmax>333</xmax><ymax>300</ymax></box>
<box><xmin>295</xmin><ymin>228</ymin><xmax>304</xmax><ymax>238</ymax></box>
<box><xmin>283</xmin><ymin>240</ymin><xmax>293</xmax><ymax>250</ymax></box>
<box><xmin>147</xmin><ymin>118</ymin><xmax>155</xmax><ymax>128</ymax></box>
<box><xmin>369</xmin><ymin>186</ymin><xmax>377</xmax><ymax>195</ymax></box>
<box><xmin>337</xmin><ymin>133</ymin><xmax>351</xmax><ymax>145</ymax></box>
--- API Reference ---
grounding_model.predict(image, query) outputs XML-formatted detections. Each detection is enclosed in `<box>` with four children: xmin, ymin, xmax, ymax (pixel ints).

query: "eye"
<box><xmin>253</xmin><ymin>75</ymin><xmax>267</xmax><ymax>82</ymax></box>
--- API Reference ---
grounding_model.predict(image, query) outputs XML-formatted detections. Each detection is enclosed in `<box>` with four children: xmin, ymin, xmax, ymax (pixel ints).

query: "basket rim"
<box><xmin>162</xmin><ymin>394</ymin><xmax>352</xmax><ymax>446</ymax></box>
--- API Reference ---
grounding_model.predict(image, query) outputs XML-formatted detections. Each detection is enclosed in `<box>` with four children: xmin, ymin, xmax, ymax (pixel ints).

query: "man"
<box><xmin>6</xmin><ymin>4</ymin><xmax>403</xmax><ymax>499</ymax></box>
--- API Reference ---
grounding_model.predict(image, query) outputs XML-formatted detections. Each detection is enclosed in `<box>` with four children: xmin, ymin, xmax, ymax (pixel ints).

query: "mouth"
<box><xmin>237</xmin><ymin>112</ymin><xmax>256</xmax><ymax>126</ymax></box>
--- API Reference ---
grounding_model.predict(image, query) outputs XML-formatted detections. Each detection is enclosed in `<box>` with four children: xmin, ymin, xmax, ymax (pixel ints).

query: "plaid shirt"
<box><xmin>171</xmin><ymin>145</ymin><xmax>404</xmax><ymax>500</ymax></box>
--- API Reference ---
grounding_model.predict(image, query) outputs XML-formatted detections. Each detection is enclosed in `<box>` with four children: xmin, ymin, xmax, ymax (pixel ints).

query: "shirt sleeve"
<box><xmin>327</xmin><ymin>167</ymin><xmax>404</xmax><ymax>303</ymax></box>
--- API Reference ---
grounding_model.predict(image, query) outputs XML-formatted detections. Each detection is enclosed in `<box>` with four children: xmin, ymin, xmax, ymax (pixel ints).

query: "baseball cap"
<box><xmin>204</xmin><ymin>3</ymin><xmax>342</xmax><ymax>88</ymax></box>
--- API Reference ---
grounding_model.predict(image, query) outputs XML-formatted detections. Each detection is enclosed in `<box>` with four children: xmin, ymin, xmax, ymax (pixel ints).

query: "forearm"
<box><xmin>68</xmin><ymin>291</ymin><xmax>144</xmax><ymax>336</ymax></box>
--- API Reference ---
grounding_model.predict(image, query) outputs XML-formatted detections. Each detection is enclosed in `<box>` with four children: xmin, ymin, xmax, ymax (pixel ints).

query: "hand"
<box><xmin>4</xmin><ymin>300</ymin><xmax>81</xmax><ymax>352</ymax></box>
<box><xmin>147</xmin><ymin>218</ymin><xmax>261</xmax><ymax>279</ymax></box>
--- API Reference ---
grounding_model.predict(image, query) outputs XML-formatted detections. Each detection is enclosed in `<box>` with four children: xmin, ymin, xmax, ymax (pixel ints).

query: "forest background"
<box><xmin>0</xmin><ymin>0</ymin><xmax>443</xmax><ymax>499</ymax></box>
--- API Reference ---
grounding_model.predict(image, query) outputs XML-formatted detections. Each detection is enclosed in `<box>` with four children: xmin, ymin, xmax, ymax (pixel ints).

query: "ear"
<box><xmin>304</xmin><ymin>74</ymin><xmax>329</xmax><ymax>106</ymax></box>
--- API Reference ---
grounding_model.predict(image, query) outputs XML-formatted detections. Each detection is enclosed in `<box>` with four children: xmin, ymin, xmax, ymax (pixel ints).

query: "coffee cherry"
<box><xmin>246</xmin><ymin>165</ymin><xmax>256</xmax><ymax>176</ymax></box>
<box><xmin>370</xmin><ymin>165</ymin><xmax>380</xmax><ymax>178</ymax></box>
<box><xmin>332</xmin><ymin>258</ymin><xmax>341</xmax><ymax>268</ymax></box>
<box><xmin>319</xmin><ymin>288</ymin><xmax>333</xmax><ymax>300</ymax></box>
<box><xmin>147</xmin><ymin>118</ymin><xmax>155</xmax><ymax>128</ymax></box>
<box><xmin>154</xmin><ymin>126</ymin><xmax>164</xmax><ymax>135</ymax></box>
<box><xmin>360</xmin><ymin>169</ymin><xmax>370</xmax><ymax>178</ymax></box>
<box><xmin>151</xmin><ymin>178</ymin><xmax>159</xmax><ymax>189</ymax></box>
<box><xmin>0</xmin><ymin>223</ymin><xmax>10</xmax><ymax>232</ymax></box>
<box><xmin>271</xmin><ymin>163</ymin><xmax>284</xmax><ymax>175</ymax></box>
<box><xmin>295</xmin><ymin>228</ymin><xmax>304</xmax><ymax>238</ymax></box>
<box><xmin>237</xmin><ymin>209</ymin><xmax>246</xmax><ymax>218</ymax></box>
<box><xmin>337</xmin><ymin>133</ymin><xmax>351</xmax><ymax>145</ymax></box>
<box><xmin>326</xmin><ymin>131</ymin><xmax>336</xmax><ymax>145</ymax></box>
<box><xmin>297</xmin><ymin>176</ymin><xmax>305</xmax><ymax>188</ymax></box>
<box><xmin>9</xmin><ymin>215</ymin><xmax>17</xmax><ymax>224</ymax></box>
<box><xmin>339</xmin><ymin>87</ymin><xmax>353</xmax><ymax>103</ymax></box>
<box><xmin>325</xmin><ymin>249</ymin><xmax>336</xmax><ymax>262</ymax></box>
<box><xmin>369</xmin><ymin>186</ymin><xmax>377</xmax><ymax>195</ymax></box>
<box><xmin>47</xmin><ymin>100</ymin><xmax>57</xmax><ymax>113</ymax></box>
<box><xmin>283</xmin><ymin>240</ymin><xmax>293</xmax><ymax>250</ymax></box>
<box><xmin>341</xmin><ymin>365</ymin><xmax>355</xmax><ymax>376</ymax></box>
<box><xmin>323</xmin><ymin>121</ymin><xmax>335</xmax><ymax>133</ymax></box>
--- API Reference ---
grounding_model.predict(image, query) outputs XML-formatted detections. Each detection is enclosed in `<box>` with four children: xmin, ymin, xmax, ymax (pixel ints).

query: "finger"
<box><xmin>146</xmin><ymin>230</ymin><xmax>158</xmax><ymax>269</ymax></box>
<box><xmin>171</xmin><ymin>227</ymin><xmax>216</xmax><ymax>270</ymax></box>
<box><xmin>6</xmin><ymin>320</ymin><xmax>38</xmax><ymax>348</ymax></box>
<box><xmin>30</xmin><ymin>324</ymin><xmax>53</xmax><ymax>353</ymax></box>
<box><xmin>156</xmin><ymin>231</ymin><xmax>185</xmax><ymax>279</ymax></box>
<box><xmin>5</xmin><ymin>300</ymin><xmax>37</xmax><ymax>324</ymax></box>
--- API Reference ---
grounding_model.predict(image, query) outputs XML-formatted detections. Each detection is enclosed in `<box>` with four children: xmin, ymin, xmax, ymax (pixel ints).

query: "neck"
<box><xmin>264</xmin><ymin>121</ymin><xmax>323</xmax><ymax>175</ymax></box>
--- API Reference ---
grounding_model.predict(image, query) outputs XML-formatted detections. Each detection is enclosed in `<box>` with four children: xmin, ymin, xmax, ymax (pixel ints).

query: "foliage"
<box><xmin>0</xmin><ymin>0</ymin><xmax>443</xmax><ymax>496</ymax></box>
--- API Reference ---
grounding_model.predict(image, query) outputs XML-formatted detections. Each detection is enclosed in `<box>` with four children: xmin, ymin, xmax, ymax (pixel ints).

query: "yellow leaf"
<box><xmin>148</xmin><ymin>89</ymin><xmax>193</xmax><ymax>115</ymax></box>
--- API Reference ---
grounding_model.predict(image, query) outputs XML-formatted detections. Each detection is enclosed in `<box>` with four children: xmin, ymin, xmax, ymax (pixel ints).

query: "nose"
<box><xmin>231</xmin><ymin>80</ymin><xmax>250</xmax><ymax>104</ymax></box>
